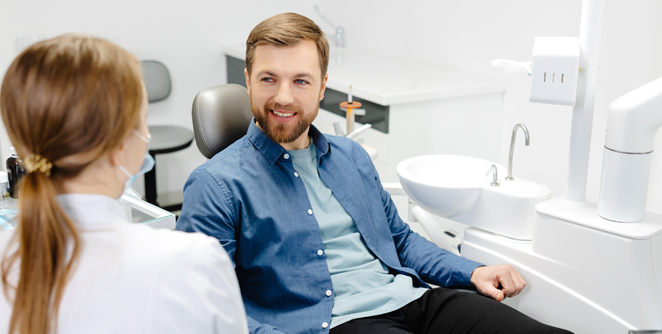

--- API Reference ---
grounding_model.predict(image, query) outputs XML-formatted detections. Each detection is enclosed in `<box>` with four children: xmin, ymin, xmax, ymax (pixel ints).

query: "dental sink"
<box><xmin>397</xmin><ymin>155</ymin><xmax>551</xmax><ymax>240</ymax></box>
<box><xmin>397</xmin><ymin>155</ymin><xmax>502</xmax><ymax>217</ymax></box>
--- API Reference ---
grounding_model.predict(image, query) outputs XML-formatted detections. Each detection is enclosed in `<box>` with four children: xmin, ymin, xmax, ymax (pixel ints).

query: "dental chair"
<box><xmin>191</xmin><ymin>84</ymin><xmax>253</xmax><ymax>159</ymax></box>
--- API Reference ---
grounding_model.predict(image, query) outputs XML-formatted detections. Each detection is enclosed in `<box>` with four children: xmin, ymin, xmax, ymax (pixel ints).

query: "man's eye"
<box><xmin>295</xmin><ymin>79</ymin><xmax>308</xmax><ymax>85</ymax></box>
<box><xmin>261</xmin><ymin>77</ymin><xmax>274</xmax><ymax>83</ymax></box>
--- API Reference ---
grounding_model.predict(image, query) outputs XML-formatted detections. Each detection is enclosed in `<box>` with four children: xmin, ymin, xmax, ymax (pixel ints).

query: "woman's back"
<box><xmin>0</xmin><ymin>195</ymin><xmax>246</xmax><ymax>334</ymax></box>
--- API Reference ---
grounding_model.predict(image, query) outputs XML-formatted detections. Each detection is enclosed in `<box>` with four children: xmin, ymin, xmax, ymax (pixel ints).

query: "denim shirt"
<box><xmin>176</xmin><ymin>120</ymin><xmax>482</xmax><ymax>334</ymax></box>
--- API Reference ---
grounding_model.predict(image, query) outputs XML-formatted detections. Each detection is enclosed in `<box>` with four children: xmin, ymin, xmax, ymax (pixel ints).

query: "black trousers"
<box><xmin>330</xmin><ymin>288</ymin><xmax>573</xmax><ymax>334</ymax></box>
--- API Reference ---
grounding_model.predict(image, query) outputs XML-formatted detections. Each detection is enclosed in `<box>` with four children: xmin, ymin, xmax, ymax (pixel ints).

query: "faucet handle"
<box><xmin>485</xmin><ymin>164</ymin><xmax>500</xmax><ymax>187</ymax></box>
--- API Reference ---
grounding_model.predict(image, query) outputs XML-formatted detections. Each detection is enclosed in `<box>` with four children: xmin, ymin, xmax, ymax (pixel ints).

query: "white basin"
<box><xmin>397</xmin><ymin>155</ymin><xmax>504</xmax><ymax>217</ymax></box>
<box><xmin>397</xmin><ymin>155</ymin><xmax>551</xmax><ymax>240</ymax></box>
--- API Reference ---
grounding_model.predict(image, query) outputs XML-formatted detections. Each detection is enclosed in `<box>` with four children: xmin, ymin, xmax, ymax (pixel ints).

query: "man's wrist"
<box><xmin>470</xmin><ymin>265</ymin><xmax>485</xmax><ymax>286</ymax></box>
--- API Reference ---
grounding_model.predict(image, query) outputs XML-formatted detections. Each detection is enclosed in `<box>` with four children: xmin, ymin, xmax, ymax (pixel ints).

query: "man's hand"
<box><xmin>470</xmin><ymin>264</ymin><xmax>526</xmax><ymax>302</ymax></box>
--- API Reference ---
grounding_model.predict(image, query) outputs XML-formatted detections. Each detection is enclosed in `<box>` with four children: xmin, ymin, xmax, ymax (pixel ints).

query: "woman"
<box><xmin>0</xmin><ymin>35</ymin><xmax>248</xmax><ymax>334</ymax></box>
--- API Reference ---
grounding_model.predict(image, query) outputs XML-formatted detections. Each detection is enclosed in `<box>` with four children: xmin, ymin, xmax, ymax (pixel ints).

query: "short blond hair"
<box><xmin>245</xmin><ymin>13</ymin><xmax>329</xmax><ymax>79</ymax></box>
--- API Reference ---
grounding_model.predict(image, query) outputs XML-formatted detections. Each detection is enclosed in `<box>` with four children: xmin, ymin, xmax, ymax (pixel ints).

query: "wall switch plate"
<box><xmin>529</xmin><ymin>37</ymin><xmax>580</xmax><ymax>106</ymax></box>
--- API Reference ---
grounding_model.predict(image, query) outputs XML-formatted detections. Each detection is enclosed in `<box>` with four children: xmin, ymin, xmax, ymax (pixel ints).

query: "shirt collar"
<box><xmin>247</xmin><ymin>118</ymin><xmax>331</xmax><ymax>165</ymax></box>
<box><xmin>57</xmin><ymin>194</ymin><xmax>129</xmax><ymax>228</ymax></box>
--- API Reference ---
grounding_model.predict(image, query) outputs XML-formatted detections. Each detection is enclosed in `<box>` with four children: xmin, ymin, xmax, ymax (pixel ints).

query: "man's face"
<box><xmin>245</xmin><ymin>40</ymin><xmax>327</xmax><ymax>144</ymax></box>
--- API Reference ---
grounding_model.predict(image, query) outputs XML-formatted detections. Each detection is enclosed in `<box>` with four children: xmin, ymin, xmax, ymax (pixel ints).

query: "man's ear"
<box><xmin>319</xmin><ymin>74</ymin><xmax>329</xmax><ymax>102</ymax></box>
<box><xmin>244</xmin><ymin>68</ymin><xmax>251</xmax><ymax>96</ymax></box>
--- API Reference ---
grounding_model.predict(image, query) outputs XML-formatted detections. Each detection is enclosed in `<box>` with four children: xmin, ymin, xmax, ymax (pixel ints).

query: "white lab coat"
<box><xmin>0</xmin><ymin>194</ymin><xmax>248</xmax><ymax>334</ymax></box>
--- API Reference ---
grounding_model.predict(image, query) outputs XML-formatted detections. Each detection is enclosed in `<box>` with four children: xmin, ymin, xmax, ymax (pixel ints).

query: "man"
<box><xmin>177</xmin><ymin>13</ymin><xmax>572</xmax><ymax>334</ymax></box>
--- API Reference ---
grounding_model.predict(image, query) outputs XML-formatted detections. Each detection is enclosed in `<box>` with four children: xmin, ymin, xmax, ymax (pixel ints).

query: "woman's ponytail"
<box><xmin>3</xmin><ymin>168</ymin><xmax>80</xmax><ymax>334</ymax></box>
<box><xmin>0</xmin><ymin>35</ymin><xmax>144</xmax><ymax>334</ymax></box>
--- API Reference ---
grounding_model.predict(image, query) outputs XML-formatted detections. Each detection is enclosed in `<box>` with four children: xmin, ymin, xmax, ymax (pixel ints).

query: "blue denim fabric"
<box><xmin>176</xmin><ymin>120</ymin><xmax>483</xmax><ymax>334</ymax></box>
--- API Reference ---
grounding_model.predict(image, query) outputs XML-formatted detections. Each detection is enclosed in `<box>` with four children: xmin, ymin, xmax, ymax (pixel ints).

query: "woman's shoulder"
<box><xmin>135</xmin><ymin>227</ymin><xmax>246</xmax><ymax>333</ymax></box>
<box><xmin>123</xmin><ymin>225</ymin><xmax>230</xmax><ymax>270</ymax></box>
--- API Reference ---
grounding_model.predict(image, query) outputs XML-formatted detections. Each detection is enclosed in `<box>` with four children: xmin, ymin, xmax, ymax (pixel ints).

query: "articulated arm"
<box><xmin>598</xmin><ymin>76</ymin><xmax>662</xmax><ymax>222</ymax></box>
<box><xmin>605</xmin><ymin>76</ymin><xmax>662</xmax><ymax>153</ymax></box>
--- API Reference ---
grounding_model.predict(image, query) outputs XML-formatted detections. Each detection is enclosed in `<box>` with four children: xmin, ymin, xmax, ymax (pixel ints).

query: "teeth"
<box><xmin>272</xmin><ymin>110</ymin><xmax>294</xmax><ymax>117</ymax></box>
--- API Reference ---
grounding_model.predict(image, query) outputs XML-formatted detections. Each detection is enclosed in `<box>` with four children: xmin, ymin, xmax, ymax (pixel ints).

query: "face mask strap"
<box><xmin>118</xmin><ymin>165</ymin><xmax>133</xmax><ymax>179</ymax></box>
<box><xmin>133</xmin><ymin>130</ymin><xmax>151</xmax><ymax>144</ymax></box>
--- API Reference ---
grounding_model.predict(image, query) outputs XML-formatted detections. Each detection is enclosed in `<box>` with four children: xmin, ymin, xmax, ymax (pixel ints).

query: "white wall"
<box><xmin>2</xmin><ymin>1</ymin><xmax>662</xmax><ymax>213</ymax></box>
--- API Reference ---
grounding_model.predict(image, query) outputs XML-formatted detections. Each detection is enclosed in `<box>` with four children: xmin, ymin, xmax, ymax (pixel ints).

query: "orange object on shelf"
<box><xmin>340</xmin><ymin>101</ymin><xmax>362</xmax><ymax>109</ymax></box>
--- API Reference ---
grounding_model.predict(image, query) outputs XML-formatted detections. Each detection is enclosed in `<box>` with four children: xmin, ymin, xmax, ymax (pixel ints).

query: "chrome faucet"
<box><xmin>314</xmin><ymin>5</ymin><xmax>345</xmax><ymax>48</ymax></box>
<box><xmin>485</xmin><ymin>164</ymin><xmax>500</xmax><ymax>187</ymax></box>
<box><xmin>506</xmin><ymin>123</ymin><xmax>530</xmax><ymax>181</ymax></box>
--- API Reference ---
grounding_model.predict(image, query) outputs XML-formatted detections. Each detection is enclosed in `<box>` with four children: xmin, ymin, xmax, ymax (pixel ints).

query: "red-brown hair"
<box><xmin>0</xmin><ymin>34</ymin><xmax>143</xmax><ymax>334</ymax></box>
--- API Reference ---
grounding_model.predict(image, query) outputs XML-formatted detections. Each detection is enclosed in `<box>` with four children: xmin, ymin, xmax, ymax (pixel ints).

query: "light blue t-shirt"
<box><xmin>288</xmin><ymin>140</ymin><xmax>427</xmax><ymax>328</ymax></box>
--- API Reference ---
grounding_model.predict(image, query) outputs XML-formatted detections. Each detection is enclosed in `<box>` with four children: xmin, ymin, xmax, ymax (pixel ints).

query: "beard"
<box><xmin>250</xmin><ymin>92</ymin><xmax>317</xmax><ymax>144</ymax></box>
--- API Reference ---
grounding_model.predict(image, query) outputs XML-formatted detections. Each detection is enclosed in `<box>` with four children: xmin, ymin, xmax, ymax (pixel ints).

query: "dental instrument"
<box><xmin>505</xmin><ymin>123</ymin><xmax>530</xmax><ymax>181</ymax></box>
<box><xmin>346</xmin><ymin>124</ymin><xmax>372</xmax><ymax>140</ymax></box>
<box><xmin>340</xmin><ymin>85</ymin><xmax>362</xmax><ymax>135</ymax></box>
<box><xmin>333</xmin><ymin>122</ymin><xmax>346</xmax><ymax>137</ymax></box>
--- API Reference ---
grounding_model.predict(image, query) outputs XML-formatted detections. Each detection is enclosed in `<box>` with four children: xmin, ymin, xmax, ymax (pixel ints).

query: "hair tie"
<box><xmin>24</xmin><ymin>154</ymin><xmax>53</xmax><ymax>177</ymax></box>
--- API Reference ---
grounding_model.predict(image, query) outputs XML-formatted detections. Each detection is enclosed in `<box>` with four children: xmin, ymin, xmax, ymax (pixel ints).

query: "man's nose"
<box><xmin>274</xmin><ymin>83</ymin><xmax>295</xmax><ymax>106</ymax></box>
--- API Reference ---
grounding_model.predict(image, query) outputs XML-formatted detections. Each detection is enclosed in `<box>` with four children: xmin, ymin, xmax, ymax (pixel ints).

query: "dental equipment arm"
<box><xmin>598</xmin><ymin>76</ymin><xmax>662</xmax><ymax>222</ymax></box>
<box><xmin>347</xmin><ymin>124</ymin><xmax>371</xmax><ymax>140</ymax></box>
<box><xmin>604</xmin><ymin>76</ymin><xmax>662</xmax><ymax>154</ymax></box>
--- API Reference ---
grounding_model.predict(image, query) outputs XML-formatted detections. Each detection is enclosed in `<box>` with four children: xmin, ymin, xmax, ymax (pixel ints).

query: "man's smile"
<box><xmin>268</xmin><ymin>106</ymin><xmax>301</xmax><ymax>125</ymax></box>
<box><xmin>271</xmin><ymin>109</ymin><xmax>296</xmax><ymax>118</ymax></box>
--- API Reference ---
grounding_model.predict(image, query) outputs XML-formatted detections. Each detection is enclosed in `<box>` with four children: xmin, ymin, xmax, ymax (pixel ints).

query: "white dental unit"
<box><xmin>398</xmin><ymin>0</ymin><xmax>662</xmax><ymax>332</ymax></box>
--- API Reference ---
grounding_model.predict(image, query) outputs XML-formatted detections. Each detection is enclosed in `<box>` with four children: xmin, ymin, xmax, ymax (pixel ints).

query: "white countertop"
<box><xmin>536</xmin><ymin>196</ymin><xmax>662</xmax><ymax>239</ymax></box>
<box><xmin>223</xmin><ymin>42</ymin><xmax>505</xmax><ymax>106</ymax></box>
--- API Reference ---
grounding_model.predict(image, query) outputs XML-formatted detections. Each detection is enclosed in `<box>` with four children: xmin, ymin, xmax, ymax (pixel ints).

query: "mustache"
<box><xmin>264</xmin><ymin>102</ymin><xmax>303</xmax><ymax>114</ymax></box>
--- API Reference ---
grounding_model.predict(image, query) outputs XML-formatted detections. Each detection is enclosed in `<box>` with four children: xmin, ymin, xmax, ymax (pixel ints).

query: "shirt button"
<box><xmin>284</xmin><ymin>153</ymin><xmax>290</xmax><ymax>159</ymax></box>
<box><xmin>308</xmin><ymin>209</ymin><xmax>313</xmax><ymax>215</ymax></box>
<box><xmin>317</xmin><ymin>250</ymin><xmax>323</xmax><ymax>256</ymax></box>
<box><xmin>294</xmin><ymin>172</ymin><xmax>299</xmax><ymax>177</ymax></box>
<box><xmin>326</xmin><ymin>290</ymin><xmax>332</xmax><ymax>297</ymax></box>
<box><xmin>322</xmin><ymin>322</ymin><xmax>329</xmax><ymax>329</ymax></box>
